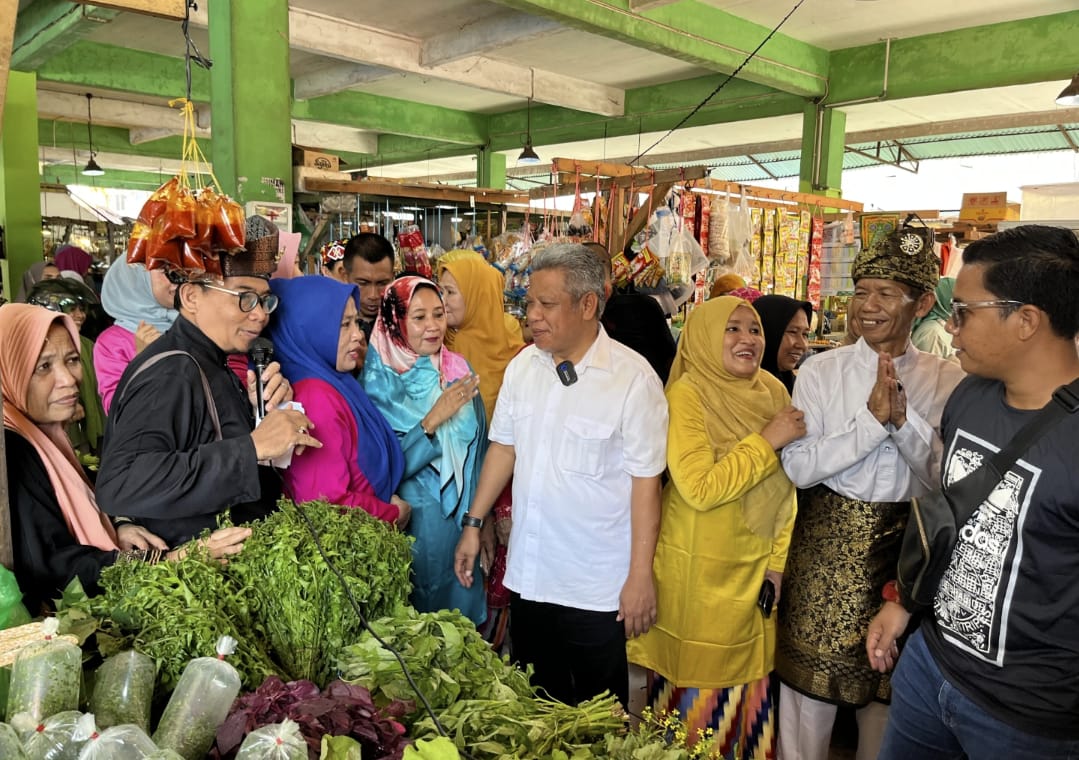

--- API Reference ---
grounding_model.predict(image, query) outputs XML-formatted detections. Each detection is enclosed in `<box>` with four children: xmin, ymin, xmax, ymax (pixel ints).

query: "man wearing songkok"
<box><xmin>775</xmin><ymin>226</ymin><xmax>965</xmax><ymax>760</ymax></box>
<box><xmin>96</xmin><ymin>218</ymin><xmax>319</xmax><ymax>551</ymax></box>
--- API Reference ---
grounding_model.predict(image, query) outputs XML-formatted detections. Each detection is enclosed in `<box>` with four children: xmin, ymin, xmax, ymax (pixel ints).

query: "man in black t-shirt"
<box><xmin>866</xmin><ymin>225</ymin><xmax>1079</xmax><ymax>758</ymax></box>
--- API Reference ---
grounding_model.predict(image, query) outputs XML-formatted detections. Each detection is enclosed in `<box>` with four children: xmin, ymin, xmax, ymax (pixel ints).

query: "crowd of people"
<box><xmin>3</xmin><ymin>222</ymin><xmax>1077</xmax><ymax>759</ymax></box>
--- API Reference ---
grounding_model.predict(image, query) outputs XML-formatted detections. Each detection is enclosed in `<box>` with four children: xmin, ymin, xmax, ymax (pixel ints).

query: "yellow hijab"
<box><xmin>667</xmin><ymin>296</ymin><xmax>795</xmax><ymax>540</ymax></box>
<box><xmin>438</xmin><ymin>251</ymin><xmax>525</xmax><ymax>424</ymax></box>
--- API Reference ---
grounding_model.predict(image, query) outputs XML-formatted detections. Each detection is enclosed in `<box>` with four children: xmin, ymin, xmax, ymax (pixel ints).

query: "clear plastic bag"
<box><xmin>152</xmin><ymin>637</ymin><xmax>241</xmax><ymax>760</ymax></box>
<box><xmin>74</xmin><ymin>714</ymin><xmax>157</xmax><ymax>760</ymax></box>
<box><xmin>13</xmin><ymin>710</ymin><xmax>86</xmax><ymax>760</ymax></box>
<box><xmin>235</xmin><ymin>719</ymin><xmax>307</xmax><ymax>760</ymax></box>
<box><xmin>0</xmin><ymin>721</ymin><xmax>29</xmax><ymax>759</ymax></box>
<box><xmin>6</xmin><ymin>619</ymin><xmax>81</xmax><ymax>722</ymax></box>
<box><xmin>89</xmin><ymin>651</ymin><xmax>155</xmax><ymax>733</ymax></box>
<box><xmin>143</xmin><ymin>752</ymin><xmax>184</xmax><ymax>760</ymax></box>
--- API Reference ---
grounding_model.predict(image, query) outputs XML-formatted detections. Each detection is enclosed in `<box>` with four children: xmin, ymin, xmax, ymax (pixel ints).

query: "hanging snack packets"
<box><xmin>397</xmin><ymin>225</ymin><xmax>433</xmax><ymax>279</ymax></box>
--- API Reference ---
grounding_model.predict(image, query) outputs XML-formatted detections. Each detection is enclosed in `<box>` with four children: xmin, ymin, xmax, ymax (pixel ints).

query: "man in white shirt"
<box><xmin>776</xmin><ymin>227</ymin><xmax>965</xmax><ymax>760</ymax></box>
<box><xmin>454</xmin><ymin>242</ymin><xmax>668</xmax><ymax>707</ymax></box>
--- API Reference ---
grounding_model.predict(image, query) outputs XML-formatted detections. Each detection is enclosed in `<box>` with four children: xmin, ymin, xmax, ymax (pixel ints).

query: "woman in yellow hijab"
<box><xmin>436</xmin><ymin>251</ymin><xmax>524</xmax><ymax>424</ymax></box>
<box><xmin>436</xmin><ymin>250</ymin><xmax>525</xmax><ymax>646</ymax></box>
<box><xmin>628</xmin><ymin>296</ymin><xmax>805</xmax><ymax>760</ymax></box>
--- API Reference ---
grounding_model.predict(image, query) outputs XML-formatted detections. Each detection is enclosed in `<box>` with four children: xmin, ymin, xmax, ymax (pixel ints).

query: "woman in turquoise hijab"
<box><xmin>911</xmin><ymin>276</ymin><xmax>956</xmax><ymax>359</ymax></box>
<box><xmin>363</xmin><ymin>276</ymin><xmax>487</xmax><ymax>624</ymax></box>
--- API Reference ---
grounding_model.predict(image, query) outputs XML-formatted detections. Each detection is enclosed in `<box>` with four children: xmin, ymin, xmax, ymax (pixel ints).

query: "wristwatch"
<box><xmin>461</xmin><ymin>515</ymin><xmax>484</xmax><ymax>529</ymax></box>
<box><xmin>882</xmin><ymin>580</ymin><xmax>900</xmax><ymax>603</ymax></box>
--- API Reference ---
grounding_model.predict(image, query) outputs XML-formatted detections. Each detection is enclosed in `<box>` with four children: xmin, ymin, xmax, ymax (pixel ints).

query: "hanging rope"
<box><xmin>628</xmin><ymin>0</ymin><xmax>807</xmax><ymax>164</ymax></box>
<box><xmin>182</xmin><ymin>1</ymin><xmax>213</xmax><ymax>103</ymax></box>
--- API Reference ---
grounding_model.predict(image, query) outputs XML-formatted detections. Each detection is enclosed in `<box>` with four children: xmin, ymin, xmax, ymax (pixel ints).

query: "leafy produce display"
<box><xmin>71</xmin><ymin>499</ymin><xmax>413</xmax><ymax>691</ymax></box>
<box><xmin>89</xmin><ymin>649</ymin><xmax>156</xmax><ymax>732</ymax></box>
<box><xmin>339</xmin><ymin>608</ymin><xmax>532</xmax><ymax>716</ymax></box>
<box><xmin>212</xmin><ymin>677</ymin><xmax>411</xmax><ymax>760</ymax></box>
<box><xmin>6</xmin><ymin>618</ymin><xmax>81</xmax><ymax>722</ymax></box>
<box><xmin>223</xmin><ymin>500</ymin><xmax>412</xmax><ymax>685</ymax></box>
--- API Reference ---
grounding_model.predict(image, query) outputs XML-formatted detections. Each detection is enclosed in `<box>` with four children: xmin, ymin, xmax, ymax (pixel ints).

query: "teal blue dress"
<box><xmin>363</xmin><ymin>346</ymin><xmax>487</xmax><ymax>625</ymax></box>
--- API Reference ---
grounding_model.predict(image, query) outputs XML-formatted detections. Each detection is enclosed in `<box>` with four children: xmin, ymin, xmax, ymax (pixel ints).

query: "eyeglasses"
<box><xmin>201</xmin><ymin>283</ymin><xmax>279</xmax><ymax>314</ymax></box>
<box><xmin>949</xmin><ymin>299</ymin><xmax>1024</xmax><ymax>327</ymax></box>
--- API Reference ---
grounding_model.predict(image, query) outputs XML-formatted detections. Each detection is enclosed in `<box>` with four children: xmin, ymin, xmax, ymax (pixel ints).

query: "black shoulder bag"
<box><xmin>897</xmin><ymin>378</ymin><xmax>1079</xmax><ymax>611</ymax></box>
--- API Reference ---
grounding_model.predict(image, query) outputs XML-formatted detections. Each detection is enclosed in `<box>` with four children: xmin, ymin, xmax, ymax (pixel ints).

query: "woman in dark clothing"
<box><xmin>0</xmin><ymin>304</ymin><xmax>249</xmax><ymax>612</ymax></box>
<box><xmin>753</xmin><ymin>295</ymin><xmax>813</xmax><ymax>395</ymax></box>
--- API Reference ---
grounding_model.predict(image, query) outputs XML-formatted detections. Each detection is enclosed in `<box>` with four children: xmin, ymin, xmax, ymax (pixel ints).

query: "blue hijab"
<box><xmin>100</xmin><ymin>261</ymin><xmax>178</xmax><ymax>333</ymax></box>
<box><xmin>269</xmin><ymin>277</ymin><xmax>404</xmax><ymax>502</ymax></box>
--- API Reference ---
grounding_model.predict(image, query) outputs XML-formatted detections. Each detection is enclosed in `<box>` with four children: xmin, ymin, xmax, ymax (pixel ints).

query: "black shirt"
<box><xmin>922</xmin><ymin>374</ymin><xmax>1079</xmax><ymax>739</ymax></box>
<box><xmin>600</xmin><ymin>294</ymin><xmax>676</xmax><ymax>384</ymax></box>
<box><xmin>5</xmin><ymin>431</ymin><xmax>116</xmax><ymax>612</ymax></box>
<box><xmin>96</xmin><ymin>315</ymin><xmax>279</xmax><ymax>547</ymax></box>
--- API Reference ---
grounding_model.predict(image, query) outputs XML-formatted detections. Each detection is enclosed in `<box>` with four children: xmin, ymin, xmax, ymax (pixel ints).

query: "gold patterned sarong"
<box><xmin>775</xmin><ymin>485</ymin><xmax>908</xmax><ymax>706</ymax></box>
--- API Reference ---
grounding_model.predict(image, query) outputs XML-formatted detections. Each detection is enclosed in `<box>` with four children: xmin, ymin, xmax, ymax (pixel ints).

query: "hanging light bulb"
<box><xmin>518</xmin><ymin>74</ymin><xmax>541</xmax><ymax>165</ymax></box>
<box><xmin>82</xmin><ymin>93</ymin><xmax>105</xmax><ymax>177</ymax></box>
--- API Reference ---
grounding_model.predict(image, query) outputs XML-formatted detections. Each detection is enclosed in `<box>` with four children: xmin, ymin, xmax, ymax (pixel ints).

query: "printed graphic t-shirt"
<box><xmin>922</xmin><ymin>374</ymin><xmax>1079</xmax><ymax>739</ymax></box>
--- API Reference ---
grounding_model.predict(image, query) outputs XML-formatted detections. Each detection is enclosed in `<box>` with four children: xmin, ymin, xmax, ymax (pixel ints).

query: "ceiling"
<box><xmin>11</xmin><ymin>0</ymin><xmax>1079</xmax><ymax>190</ymax></box>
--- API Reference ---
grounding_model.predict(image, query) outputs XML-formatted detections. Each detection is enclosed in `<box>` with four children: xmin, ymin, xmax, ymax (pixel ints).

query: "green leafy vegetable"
<box><xmin>402</xmin><ymin>737</ymin><xmax>459</xmax><ymax>760</ymax></box>
<box><xmin>320</xmin><ymin>735</ymin><xmax>363</xmax><ymax>759</ymax></box>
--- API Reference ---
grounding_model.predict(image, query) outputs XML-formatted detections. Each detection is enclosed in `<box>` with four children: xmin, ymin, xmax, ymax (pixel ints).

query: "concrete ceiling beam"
<box><xmin>293</xmin><ymin>64</ymin><xmax>394</xmax><ymax>101</ymax></box>
<box><xmin>291</xmin><ymin>120</ymin><xmax>378</xmax><ymax>155</ymax></box>
<box><xmin>11</xmin><ymin>0</ymin><xmax>119</xmax><ymax>70</ymax></box>
<box><xmin>420</xmin><ymin>11</ymin><xmax>561</xmax><ymax>66</ymax></box>
<box><xmin>488</xmin><ymin>0</ymin><xmax>829</xmax><ymax>98</ymax></box>
<box><xmin>188</xmin><ymin>4</ymin><xmax>624</xmax><ymax>116</ymax></box>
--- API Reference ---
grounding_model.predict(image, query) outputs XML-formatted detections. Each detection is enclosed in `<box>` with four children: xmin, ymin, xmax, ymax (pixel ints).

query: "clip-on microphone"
<box><xmin>249</xmin><ymin>337</ymin><xmax>274</xmax><ymax>422</ymax></box>
<box><xmin>556</xmin><ymin>360</ymin><xmax>578</xmax><ymax>387</ymax></box>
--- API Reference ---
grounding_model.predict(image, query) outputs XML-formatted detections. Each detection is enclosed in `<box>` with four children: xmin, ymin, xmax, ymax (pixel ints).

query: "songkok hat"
<box><xmin>219</xmin><ymin>216</ymin><xmax>279</xmax><ymax>279</ymax></box>
<box><xmin>851</xmin><ymin>226</ymin><xmax>939</xmax><ymax>293</ymax></box>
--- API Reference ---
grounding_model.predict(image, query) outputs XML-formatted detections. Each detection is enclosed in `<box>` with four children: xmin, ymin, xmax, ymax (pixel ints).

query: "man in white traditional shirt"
<box><xmin>453</xmin><ymin>243</ymin><xmax>668</xmax><ymax>708</ymax></box>
<box><xmin>775</xmin><ymin>227</ymin><xmax>966</xmax><ymax>760</ymax></box>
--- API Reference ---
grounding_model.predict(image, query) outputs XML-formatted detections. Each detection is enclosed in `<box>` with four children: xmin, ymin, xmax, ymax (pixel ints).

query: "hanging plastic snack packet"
<box><xmin>6</xmin><ymin>619</ymin><xmax>81</xmax><ymax>722</ymax></box>
<box><xmin>89</xmin><ymin>650</ymin><xmax>155</xmax><ymax>733</ymax></box>
<box><xmin>73</xmin><ymin>714</ymin><xmax>157</xmax><ymax>760</ymax></box>
<box><xmin>152</xmin><ymin>637</ymin><xmax>242</xmax><ymax>760</ymax></box>
<box><xmin>235</xmin><ymin>719</ymin><xmax>307</xmax><ymax>760</ymax></box>
<box><xmin>12</xmin><ymin>710</ymin><xmax>86</xmax><ymax>760</ymax></box>
<box><xmin>397</xmin><ymin>225</ymin><xmax>433</xmax><ymax>279</ymax></box>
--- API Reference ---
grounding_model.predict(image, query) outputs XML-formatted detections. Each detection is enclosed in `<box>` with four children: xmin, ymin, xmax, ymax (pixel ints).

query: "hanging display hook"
<box><xmin>182</xmin><ymin>1</ymin><xmax>213</xmax><ymax>102</ymax></box>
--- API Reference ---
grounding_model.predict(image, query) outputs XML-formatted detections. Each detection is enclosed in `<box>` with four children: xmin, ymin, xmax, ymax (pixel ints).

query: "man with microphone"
<box><xmin>96</xmin><ymin>221</ymin><xmax>321</xmax><ymax>553</ymax></box>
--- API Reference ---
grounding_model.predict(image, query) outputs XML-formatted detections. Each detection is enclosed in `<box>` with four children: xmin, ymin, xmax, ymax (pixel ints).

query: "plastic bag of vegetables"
<box><xmin>73</xmin><ymin>713</ymin><xmax>157</xmax><ymax>760</ymax></box>
<box><xmin>235</xmin><ymin>719</ymin><xmax>306</xmax><ymax>760</ymax></box>
<box><xmin>12</xmin><ymin>710</ymin><xmax>87</xmax><ymax>760</ymax></box>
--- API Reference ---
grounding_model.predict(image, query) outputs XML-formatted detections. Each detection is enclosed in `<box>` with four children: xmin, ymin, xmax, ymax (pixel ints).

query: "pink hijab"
<box><xmin>369</xmin><ymin>276</ymin><xmax>470</xmax><ymax>384</ymax></box>
<box><xmin>0</xmin><ymin>304</ymin><xmax>118</xmax><ymax>550</ymax></box>
<box><xmin>54</xmin><ymin>246</ymin><xmax>93</xmax><ymax>277</ymax></box>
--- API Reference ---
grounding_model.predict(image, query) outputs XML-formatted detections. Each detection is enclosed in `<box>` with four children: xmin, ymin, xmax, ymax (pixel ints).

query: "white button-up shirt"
<box><xmin>781</xmin><ymin>338</ymin><xmax>965</xmax><ymax>501</ymax></box>
<box><xmin>491</xmin><ymin>325</ymin><xmax>668</xmax><ymax>611</ymax></box>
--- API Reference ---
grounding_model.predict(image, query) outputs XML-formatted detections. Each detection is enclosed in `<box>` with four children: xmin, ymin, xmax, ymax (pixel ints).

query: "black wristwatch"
<box><xmin>461</xmin><ymin>515</ymin><xmax>484</xmax><ymax>529</ymax></box>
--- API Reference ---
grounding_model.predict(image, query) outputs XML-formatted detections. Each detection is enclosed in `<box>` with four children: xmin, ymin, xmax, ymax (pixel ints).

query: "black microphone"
<box><xmin>556</xmin><ymin>360</ymin><xmax>578</xmax><ymax>387</ymax></box>
<box><xmin>249</xmin><ymin>337</ymin><xmax>274</xmax><ymax>421</ymax></box>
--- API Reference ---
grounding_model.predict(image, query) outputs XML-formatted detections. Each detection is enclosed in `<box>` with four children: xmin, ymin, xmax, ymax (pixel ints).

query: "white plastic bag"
<box><xmin>13</xmin><ymin>710</ymin><xmax>87</xmax><ymax>760</ymax></box>
<box><xmin>6</xmin><ymin>619</ymin><xmax>81</xmax><ymax>722</ymax></box>
<box><xmin>666</xmin><ymin>226</ymin><xmax>708</xmax><ymax>286</ymax></box>
<box><xmin>74</xmin><ymin>714</ymin><xmax>157</xmax><ymax>760</ymax></box>
<box><xmin>235</xmin><ymin>720</ymin><xmax>307</xmax><ymax>760</ymax></box>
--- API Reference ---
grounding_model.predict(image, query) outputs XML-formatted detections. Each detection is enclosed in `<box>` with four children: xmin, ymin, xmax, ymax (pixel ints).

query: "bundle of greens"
<box><xmin>223</xmin><ymin>500</ymin><xmax>413</xmax><ymax>684</ymax></box>
<box><xmin>73</xmin><ymin>499</ymin><xmax>413</xmax><ymax>693</ymax></box>
<box><xmin>86</xmin><ymin>551</ymin><xmax>279</xmax><ymax>692</ymax></box>
<box><xmin>338</xmin><ymin>608</ymin><xmax>532</xmax><ymax>717</ymax></box>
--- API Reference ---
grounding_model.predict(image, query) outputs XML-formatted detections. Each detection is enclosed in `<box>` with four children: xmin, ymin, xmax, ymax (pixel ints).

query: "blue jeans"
<box><xmin>880</xmin><ymin>627</ymin><xmax>1079</xmax><ymax>760</ymax></box>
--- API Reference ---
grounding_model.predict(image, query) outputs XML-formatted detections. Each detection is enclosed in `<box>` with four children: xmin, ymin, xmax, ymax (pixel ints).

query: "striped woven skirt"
<box><xmin>649</xmin><ymin>672</ymin><xmax>776</xmax><ymax>760</ymax></box>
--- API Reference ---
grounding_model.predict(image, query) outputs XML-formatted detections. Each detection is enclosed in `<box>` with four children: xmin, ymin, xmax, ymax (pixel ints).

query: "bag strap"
<box><xmin>121</xmin><ymin>350</ymin><xmax>223</xmax><ymax>442</ymax></box>
<box><xmin>951</xmin><ymin>376</ymin><xmax>1079</xmax><ymax>519</ymax></box>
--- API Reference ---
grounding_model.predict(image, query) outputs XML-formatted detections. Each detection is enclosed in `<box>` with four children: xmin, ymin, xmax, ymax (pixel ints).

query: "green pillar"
<box><xmin>799</xmin><ymin>102</ymin><xmax>846</xmax><ymax>197</ymax></box>
<box><xmin>0</xmin><ymin>72</ymin><xmax>43</xmax><ymax>301</ymax></box>
<box><xmin>208</xmin><ymin>0</ymin><xmax>292</xmax><ymax>206</ymax></box>
<box><xmin>476</xmin><ymin>148</ymin><xmax>506</xmax><ymax>189</ymax></box>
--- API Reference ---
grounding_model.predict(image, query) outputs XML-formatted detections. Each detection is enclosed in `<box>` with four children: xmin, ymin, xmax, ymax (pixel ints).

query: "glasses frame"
<box><xmin>949</xmin><ymin>299</ymin><xmax>1024</xmax><ymax>327</ymax></box>
<box><xmin>201</xmin><ymin>283</ymin><xmax>279</xmax><ymax>314</ymax></box>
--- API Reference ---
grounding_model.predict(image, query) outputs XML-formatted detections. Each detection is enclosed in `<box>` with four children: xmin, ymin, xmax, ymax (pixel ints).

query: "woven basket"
<box><xmin>0</xmin><ymin>622</ymin><xmax>79</xmax><ymax>668</ymax></box>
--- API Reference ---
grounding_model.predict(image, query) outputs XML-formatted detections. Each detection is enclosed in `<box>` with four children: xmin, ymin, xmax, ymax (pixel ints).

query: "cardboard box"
<box><xmin>959</xmin><ymin>192</ymin><xmax>1020</xmax><ymax>222</ymax></box>
<box><xmin>292</xmin><ymin>147</ymin><xmax>340</xmax><ymax>172</ymax></box>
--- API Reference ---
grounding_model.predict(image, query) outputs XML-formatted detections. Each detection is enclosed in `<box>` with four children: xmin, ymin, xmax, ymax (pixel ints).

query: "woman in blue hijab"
<box><xmin>269</xmin><ymin>276</ymin><xmax>408</xmax><ymax>526</ymax></box>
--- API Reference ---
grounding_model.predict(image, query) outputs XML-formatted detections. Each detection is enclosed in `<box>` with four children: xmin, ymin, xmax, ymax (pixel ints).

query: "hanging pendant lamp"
<box><xmin>518</xmin><ymin>71</ymin><xmax>541</xmax><ymax>164</ymax></box>
<box><xmin>1056</xmin><ymin>73</ymin><xmax>1079</xmax><ymax>106</ymax></box>
<box><xmin>82</xmin><ymin>93</ymin><xmax>105</xmax><ymax>177</ymax></box>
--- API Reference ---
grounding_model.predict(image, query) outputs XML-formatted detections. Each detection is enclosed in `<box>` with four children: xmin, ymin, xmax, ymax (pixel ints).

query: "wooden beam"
<box><xmin>705</xmin><ymin>179</ymin><xmax>864</xmax><ymax>212</ymax></box>
<box><xmin>0</xmin><ymin>0</ymin><xmax>16</xmax><ymax>140</ymax></box>
<box><xmin>623</xmin><ymin>182</ymin><xmax>674</xmax><ymax>249</ymax></box>
<box><xmin>69</xmin><ymin>0</ymin><xmax>186</xmax><ymax>21</ymax></box>
<box><xmin>530</xmin><ymin>165</ymin><xmax>708</xmax><ymax>199</ymax></box>
<box><xmin>303</xmin><ymin>178</ymin><xmax>531</xmax><ymax>206</ymax></box>
<box><xmin>551</xmin><ymin>157</ymin><xmax>647</xmax><ymax>179</ymax></box>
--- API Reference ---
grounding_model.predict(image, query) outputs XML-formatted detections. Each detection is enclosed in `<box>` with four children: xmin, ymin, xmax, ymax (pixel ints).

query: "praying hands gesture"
<box><xmin>867</xmin><ymin>353</ymin><xmax>907</xmax><ymax>428</ymax></box>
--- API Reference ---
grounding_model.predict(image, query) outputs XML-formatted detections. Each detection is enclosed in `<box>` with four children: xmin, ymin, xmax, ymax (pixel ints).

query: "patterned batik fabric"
<box><xmin>775</xmin><ymin>485</ymin><xmax>909</xmax><ymax>706</ymax></box>
<box><xmin>649</xmin><ymin>672</ymin><xmax>776</xmax><ymax>760</ymax></box>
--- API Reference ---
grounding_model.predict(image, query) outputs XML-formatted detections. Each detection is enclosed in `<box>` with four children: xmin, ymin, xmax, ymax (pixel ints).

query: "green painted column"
<box><xmin>0</xmin><ymin>72</ymin><xmax>43</xmax><ymax>301</ymax></box>
<box><xmin>208</xmin><ymin>0</ymin><xmax>292</xmax><ymax>205</ymax></box>
<box><xmin>476</xmin><ymin>148</ymin><xmax>506</xmax><ymax>189</ymax></box>
<box><xmin>799</xmin><ymin>102</ymin><xmax>846</xmax><ymax>197</ymax></box>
